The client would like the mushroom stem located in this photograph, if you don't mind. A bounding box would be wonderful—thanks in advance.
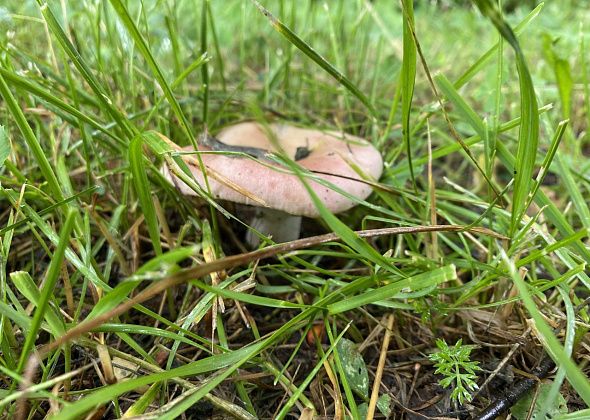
[245,208,302,248]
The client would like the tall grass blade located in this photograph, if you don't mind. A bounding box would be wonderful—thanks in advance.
[581,27,590,136]
[250,0,376,117]
[10,271,65,337]
[0,68,122,145]
[495,142,590,264]
[108,0,197,147]
[455,3,543,88]
[555,152,590,229]
[472,0,539,237]
[35,1,135,139]
[16,209,77,372]
[200,0,209,126]
[129,135,162,255]
[0,72,64,201]
[401,0,417,186]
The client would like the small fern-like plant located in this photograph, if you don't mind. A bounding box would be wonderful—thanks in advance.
[429,339,482,405]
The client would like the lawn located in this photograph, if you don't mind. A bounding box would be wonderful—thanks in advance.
[0,0,589,418]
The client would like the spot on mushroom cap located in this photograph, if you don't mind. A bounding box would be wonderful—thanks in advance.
[163,122,383,218]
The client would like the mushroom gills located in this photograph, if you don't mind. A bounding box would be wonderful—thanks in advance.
[245,207,302,248]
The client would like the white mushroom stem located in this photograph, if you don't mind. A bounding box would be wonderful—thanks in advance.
[245,208,302,248]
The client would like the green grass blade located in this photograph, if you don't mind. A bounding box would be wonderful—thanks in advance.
[525,125,568,217]
[122,383,162,418]
[454,3,543,88]
[516,228,589,268]
[16,209,76,373]
[129,134,162,255]
[0,67,122,144]
[200,0,209,126]
[10,271,65,337]
[554,152,590,229]
[0,185,102,237]
[194,280,306,309]
[135,245,200,275]
[35,1,135,139]
[0,126,9,167]
[308,189,401,275]
[86,281,141,320]
[206,1,227,92]
[1,188,107,289]
[0,71,64,201]
[543,35,573,120]
[501,249,590,406]
[389,104,552,177]
[275,325,348,419]
[328,265,456,314]
[250,0,376,117]
[92,324,204,349]
[401,0,417,186]
[435,74,486,140]
[556,408,590,420]
[472,0,539,236]
[0,300,30,332]
[581,28,590,136]
[108,0,200,149]
[495,142,590,265]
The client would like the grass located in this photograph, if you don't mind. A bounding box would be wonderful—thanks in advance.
[0,0,589,418]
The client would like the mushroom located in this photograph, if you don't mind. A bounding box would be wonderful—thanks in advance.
[162,122,383,247]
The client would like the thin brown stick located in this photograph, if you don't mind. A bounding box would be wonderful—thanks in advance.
[366,314,395,420]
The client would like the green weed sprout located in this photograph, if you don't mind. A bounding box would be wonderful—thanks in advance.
[429,339,482,405]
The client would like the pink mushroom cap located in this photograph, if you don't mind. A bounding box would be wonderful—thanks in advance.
[164,122,383,218]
